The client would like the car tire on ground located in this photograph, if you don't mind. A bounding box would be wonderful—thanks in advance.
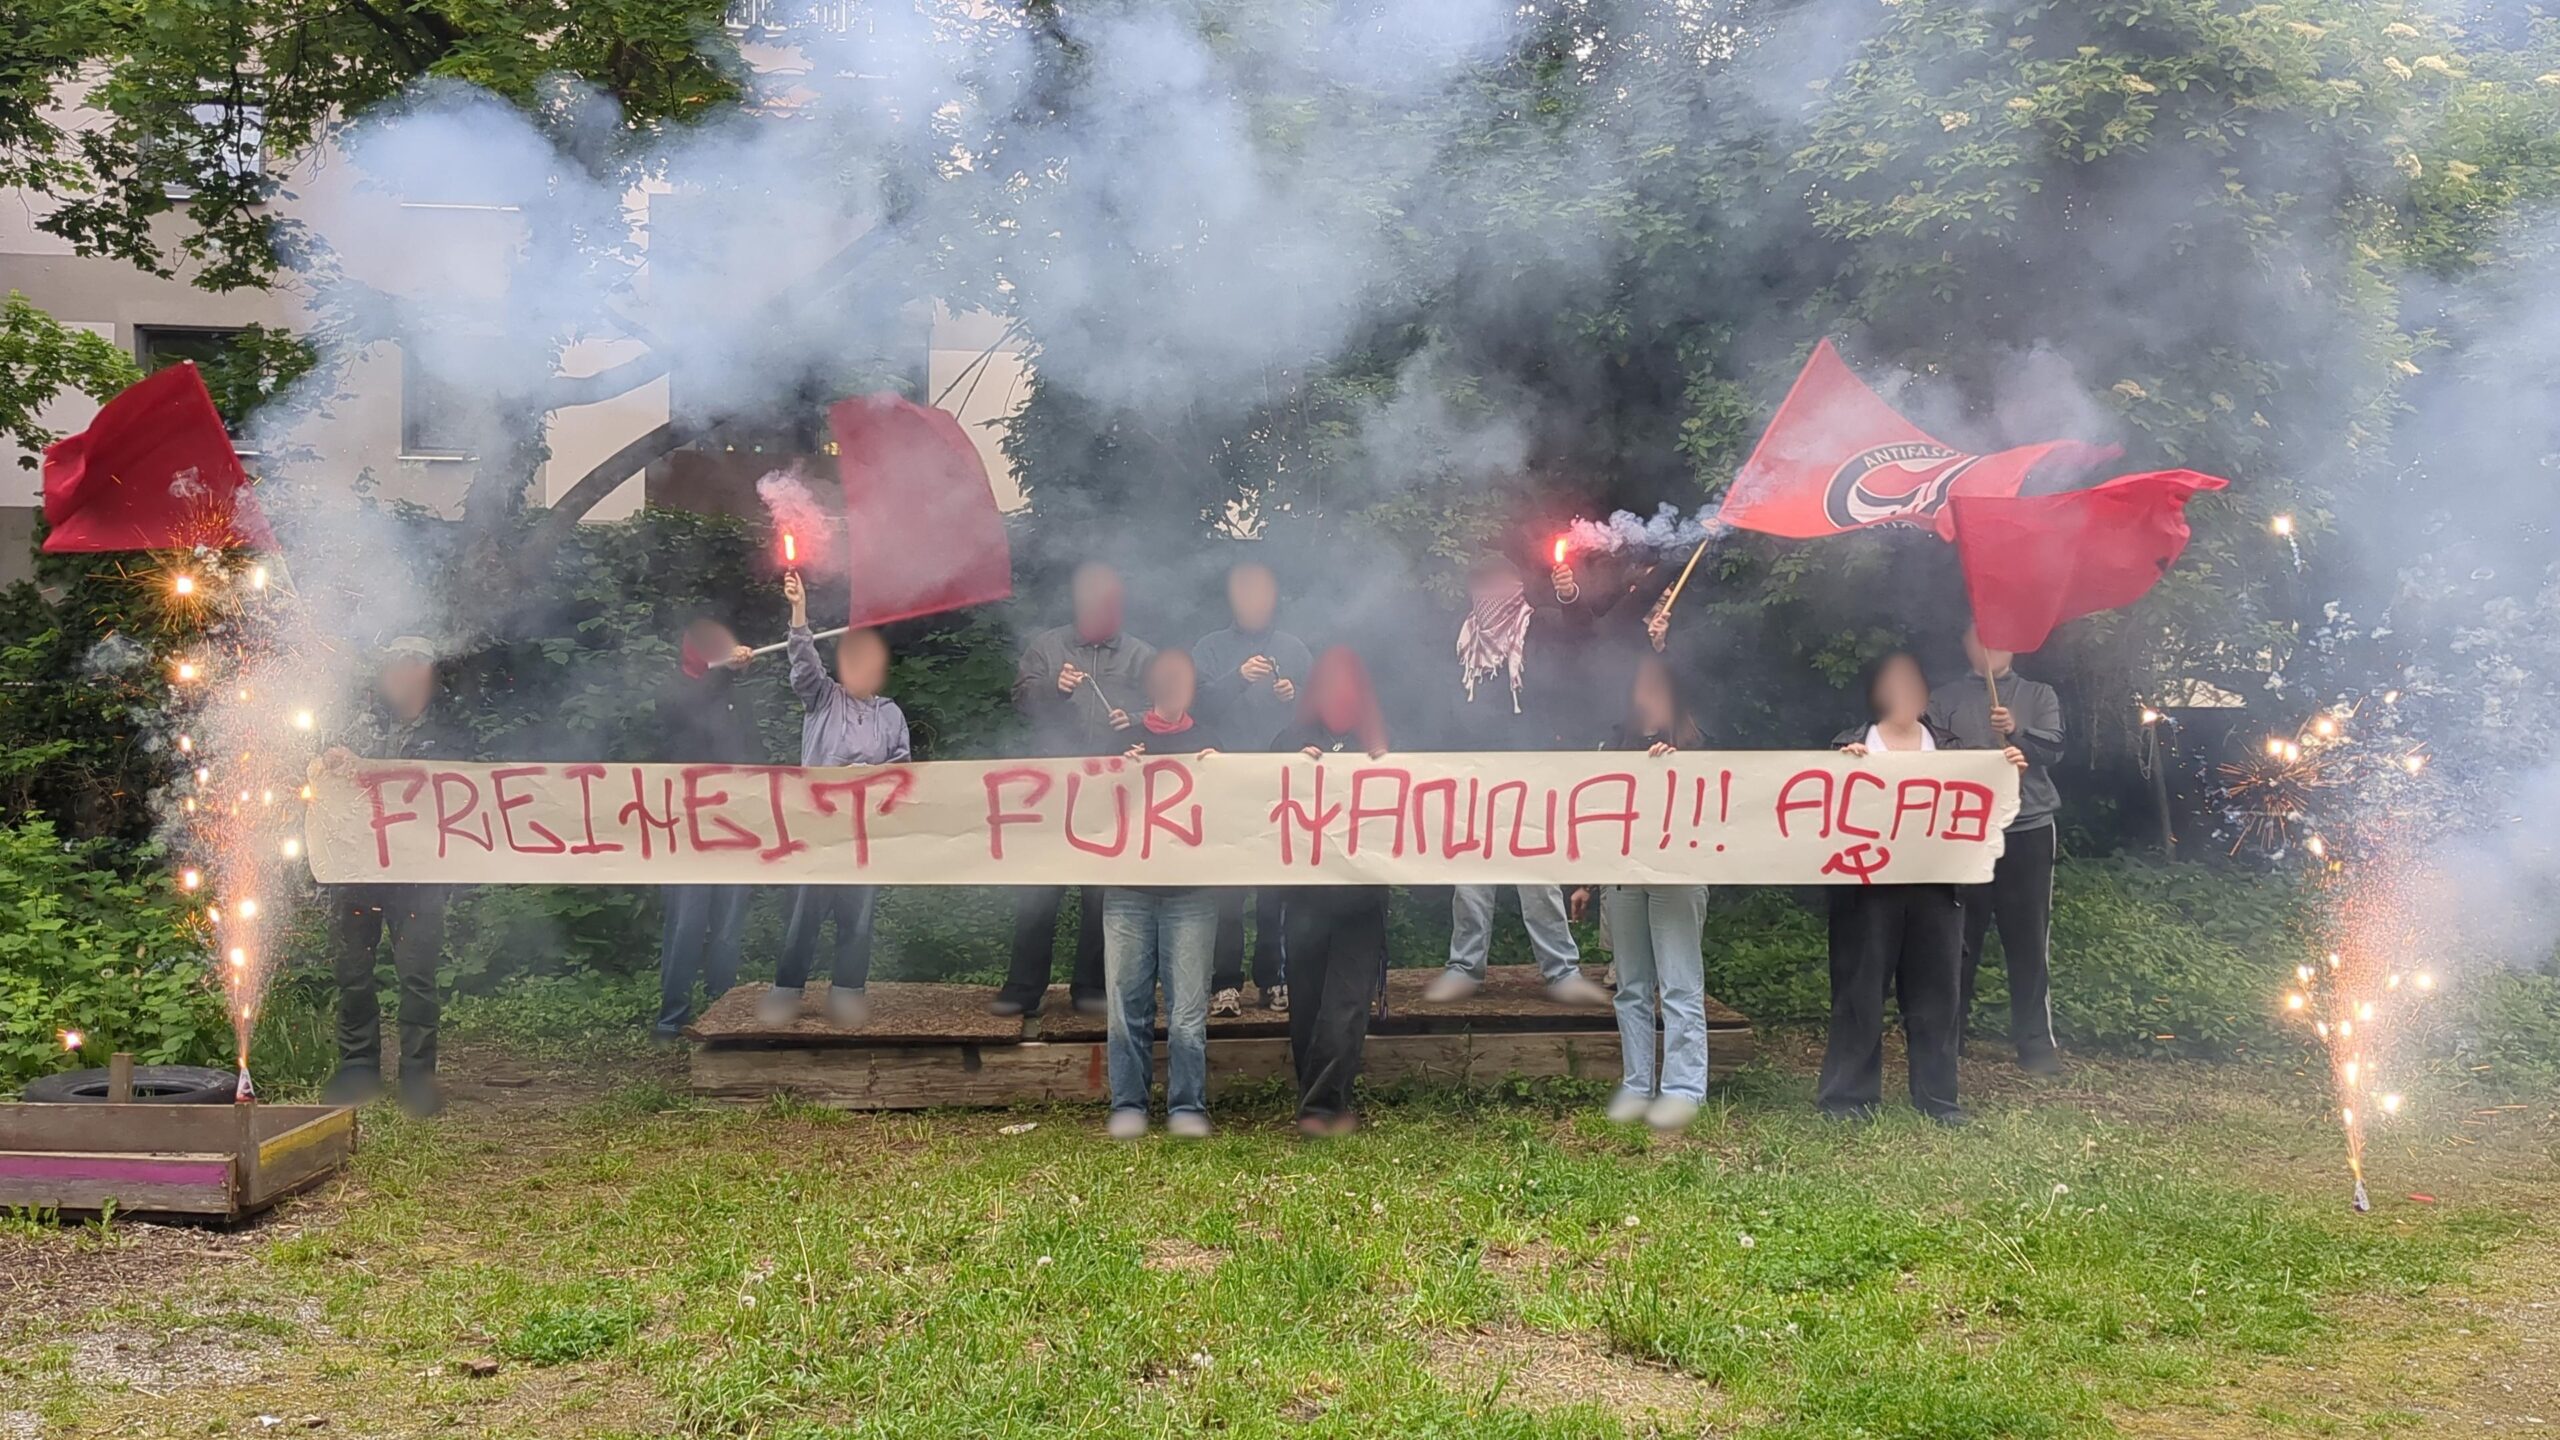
[21,1064,236,1105]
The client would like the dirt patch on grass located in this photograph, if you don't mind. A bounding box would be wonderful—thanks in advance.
[1142,1238,1224,1274]
[1425,1323,1725,1425]
[0,1217,324,1336]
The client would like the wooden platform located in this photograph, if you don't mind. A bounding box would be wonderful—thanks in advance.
[686,966,1755,1110]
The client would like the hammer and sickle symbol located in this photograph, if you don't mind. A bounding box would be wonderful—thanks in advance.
[1821,842,1891,884]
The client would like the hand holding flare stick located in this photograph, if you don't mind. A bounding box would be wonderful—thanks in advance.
[1643,537,1712,653]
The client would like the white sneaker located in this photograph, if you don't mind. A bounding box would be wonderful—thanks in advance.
[757,986,804,1026]
[1167,1111,1212,1140]
[1645,1095,1700,1132]
[1545,974,1612,1007]
[1422,969,1481,1003]
[1209,987,1243,1018]
[825,987,871,1028]
[1263,984,1288,1014]
[1605,1090,1651,1124]
[1106,1108,1149,1140]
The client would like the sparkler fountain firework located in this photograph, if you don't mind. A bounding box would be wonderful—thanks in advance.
[2207,684,2444,1212]
[155,546,331,1104]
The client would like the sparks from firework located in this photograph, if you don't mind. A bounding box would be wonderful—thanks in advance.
[147,549,325,1100]
[2271,512,2304,571]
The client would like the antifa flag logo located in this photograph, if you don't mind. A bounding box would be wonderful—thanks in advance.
[1823,443,1983,531]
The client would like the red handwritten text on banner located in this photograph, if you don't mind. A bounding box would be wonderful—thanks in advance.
[306,752,2021,888]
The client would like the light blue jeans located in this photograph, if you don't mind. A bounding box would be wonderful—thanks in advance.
[1602,884,1710,1102]
[1100,887,1219,1119]
[1447,884,1583,982]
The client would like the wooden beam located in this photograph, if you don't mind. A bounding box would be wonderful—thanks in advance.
[691,1025,1755,1111]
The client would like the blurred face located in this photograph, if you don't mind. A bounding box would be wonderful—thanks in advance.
[1227,564,1277,632]
[837,630,889,697]
[1072,564,1124,637]
[1148,652,1197,717]
[685,618,737,660]
[1468,561,1522,609]
[1962,624,2013,677]
[1870,654,1929,724]
[379,657,433,719]
[1632,659,1676,733]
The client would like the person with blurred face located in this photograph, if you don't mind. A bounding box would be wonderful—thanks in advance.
[1932,622,2068,1076]
[653,616,763,1041]
[312,636,470,1118]
[1819,650,2029,1126]
[998,562,1157,1018]
[760,573,911,1029]
[1191,558,1311,1016]
[1428,553,1611,1008]
[1099,649,1224,1139]
[1569,655,1712,1131]
[1272,648,1394,1136]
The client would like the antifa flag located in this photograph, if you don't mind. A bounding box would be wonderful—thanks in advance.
[1947,470,2229,653]
[1717,339,2117,541]
[41,363,272,553]
[829,393,1013,628]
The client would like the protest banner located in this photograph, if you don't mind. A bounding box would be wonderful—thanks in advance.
[305,750,2020,889]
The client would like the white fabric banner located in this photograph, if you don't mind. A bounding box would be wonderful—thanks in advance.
[305,751,2019,888]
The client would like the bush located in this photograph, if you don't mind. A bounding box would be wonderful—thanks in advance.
[0,819,224,1090]
[1692,858,2316,1062]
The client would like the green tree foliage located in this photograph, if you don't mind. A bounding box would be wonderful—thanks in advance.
[0,292,141,469]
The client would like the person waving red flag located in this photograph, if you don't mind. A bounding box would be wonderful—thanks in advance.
[1945,469,2230,653]
[41,363,272,553]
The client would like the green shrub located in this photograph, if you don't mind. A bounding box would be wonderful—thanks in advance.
[0,819,224,1089]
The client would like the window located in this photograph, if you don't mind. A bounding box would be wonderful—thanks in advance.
[158,102,265,199]
[401,358,478,459]
[135,326,256,447]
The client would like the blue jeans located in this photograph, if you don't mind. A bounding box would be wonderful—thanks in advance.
[1446,884,1582,982]
[775,886,879,991]
[1601,884,1710,1102]
[655,885,749,1035]
[1100,888,1218,1118]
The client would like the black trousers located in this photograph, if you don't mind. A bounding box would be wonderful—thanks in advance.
[1213,886,1286,993]
[1283,888,1388,1119]
[1000,886,1106,1012]
[1818,884,1963,1119]
[776,885,879,991]
[1961,824,2059,1062]
[329,884,448,1077]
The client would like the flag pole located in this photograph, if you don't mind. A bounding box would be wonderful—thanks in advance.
[720,625,848,666]
[1646,535,1713,638]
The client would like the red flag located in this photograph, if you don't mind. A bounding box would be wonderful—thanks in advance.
[1948,469,2229,652]
[829,393,1013,628]
[41,364,272,553]
[1716,339,2116,541]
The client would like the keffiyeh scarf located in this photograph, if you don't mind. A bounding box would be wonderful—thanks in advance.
[1457,580,1533,714]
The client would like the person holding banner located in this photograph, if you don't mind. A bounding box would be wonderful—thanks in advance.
[1275,648,1393,1137]
[1425,553,1611,1008]
[1571,654,1712,1132]
[1931,623,2067,1076]
[1101,649,1224,1139]
[996,563,1156,1019]
[1818,650,2028,1126]
[1192,559,1309,1017]
[652,617,763,1042]
[314,636,472,1118]
[760,575,911,1028]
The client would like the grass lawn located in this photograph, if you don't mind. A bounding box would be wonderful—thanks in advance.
[3,1036,2553,1439]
